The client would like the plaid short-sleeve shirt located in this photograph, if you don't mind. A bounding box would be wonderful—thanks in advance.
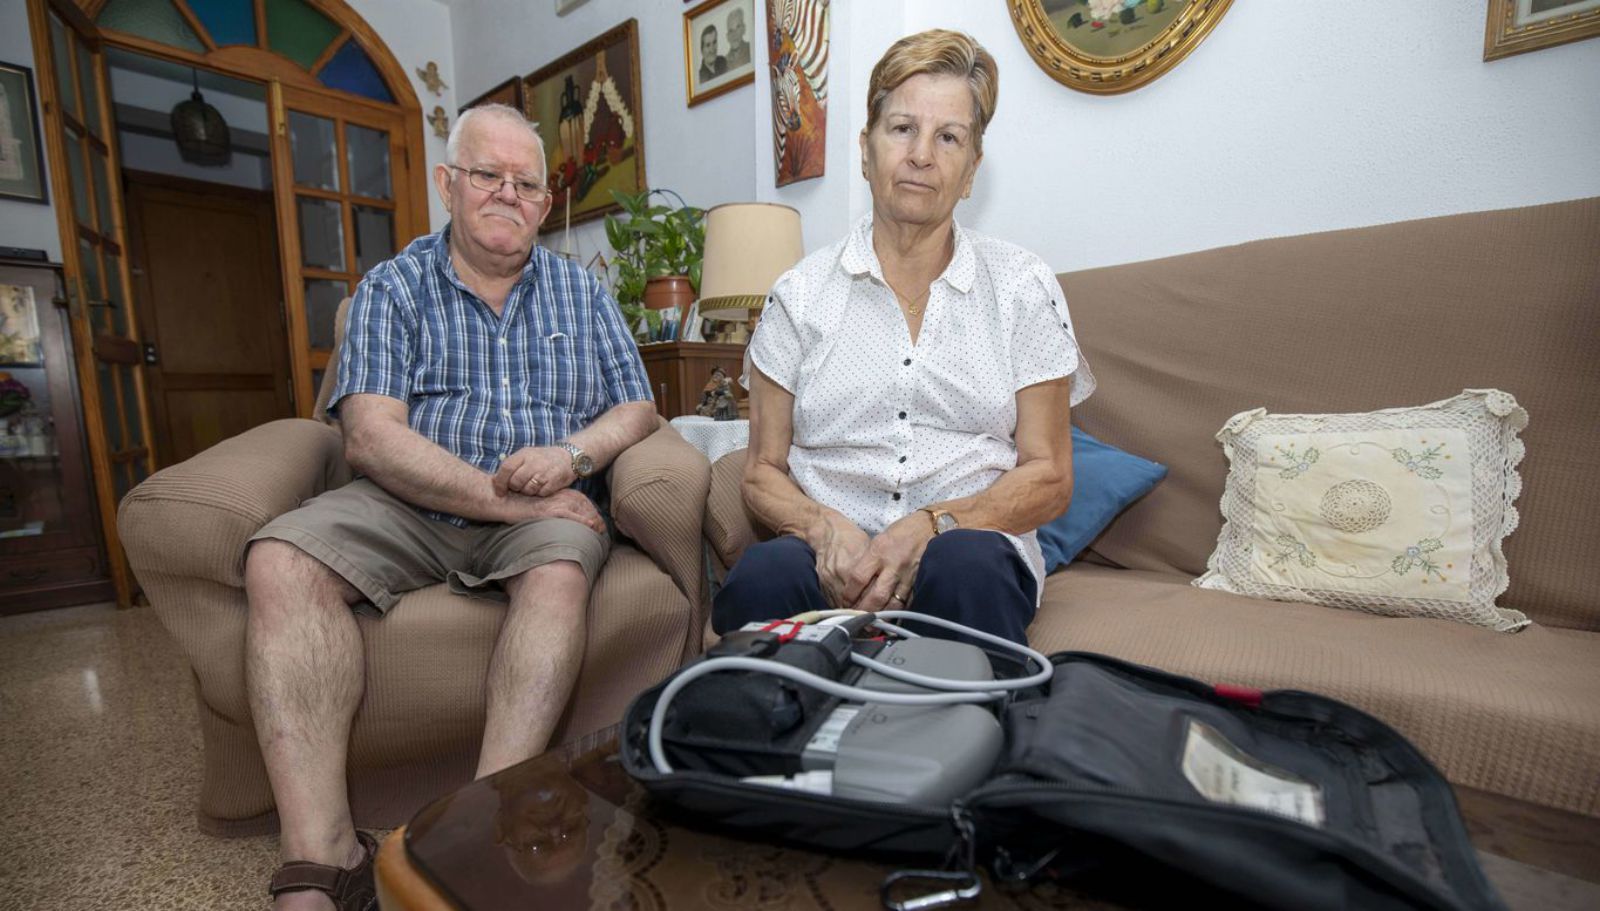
[329,226,653,525]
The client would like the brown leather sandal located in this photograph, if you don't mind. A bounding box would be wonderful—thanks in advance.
[267,830,379,910]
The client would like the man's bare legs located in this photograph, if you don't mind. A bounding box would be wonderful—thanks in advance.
[476,560,590,778]
[245,539,367,911]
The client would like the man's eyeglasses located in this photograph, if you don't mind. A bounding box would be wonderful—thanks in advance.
[449,165,551,203]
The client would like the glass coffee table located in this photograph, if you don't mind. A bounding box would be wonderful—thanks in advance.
[376,727,1600,911]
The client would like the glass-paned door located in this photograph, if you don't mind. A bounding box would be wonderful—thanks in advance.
[270,81,413,412]
[28,0,155,608]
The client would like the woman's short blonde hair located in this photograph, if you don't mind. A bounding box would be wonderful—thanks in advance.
[865,30,998,154]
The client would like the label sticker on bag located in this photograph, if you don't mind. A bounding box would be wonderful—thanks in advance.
[1181,720,1325,827]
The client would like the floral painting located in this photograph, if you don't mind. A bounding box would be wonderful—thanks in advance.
[1010,0,1232,94]
[1042,0,1190,58]
[524,20,646,227]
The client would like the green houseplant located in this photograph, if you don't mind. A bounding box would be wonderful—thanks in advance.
[603,188,705,339]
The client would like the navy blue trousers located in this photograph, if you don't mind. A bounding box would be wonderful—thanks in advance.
[711,530,1037,645]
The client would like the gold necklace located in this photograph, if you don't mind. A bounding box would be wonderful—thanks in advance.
[888,280,931,317]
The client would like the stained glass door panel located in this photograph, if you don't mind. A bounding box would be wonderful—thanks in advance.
[270,80,411,414]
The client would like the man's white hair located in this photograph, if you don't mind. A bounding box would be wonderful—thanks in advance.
[446,103,546,169]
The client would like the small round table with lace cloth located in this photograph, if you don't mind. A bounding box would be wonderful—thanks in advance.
[669,416,750,464]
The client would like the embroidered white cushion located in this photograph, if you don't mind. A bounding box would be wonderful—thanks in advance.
[1195,389,1529,631]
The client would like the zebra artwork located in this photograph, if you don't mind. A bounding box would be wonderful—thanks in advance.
[766,0,829,186]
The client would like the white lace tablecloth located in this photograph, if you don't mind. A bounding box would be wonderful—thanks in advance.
[669,416,750,464]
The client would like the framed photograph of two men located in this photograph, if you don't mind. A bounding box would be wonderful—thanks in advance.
[685,0,756,107]
[0,61,48,205]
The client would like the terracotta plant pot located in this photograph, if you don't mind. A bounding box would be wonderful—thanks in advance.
[643,275,696,330]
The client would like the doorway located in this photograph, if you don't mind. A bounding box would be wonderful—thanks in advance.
[125,172,292,465]
[28,0,427,607]
[108,48,294,466]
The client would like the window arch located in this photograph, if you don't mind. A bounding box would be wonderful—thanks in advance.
[75,0,429,419]
[86,0,411,107]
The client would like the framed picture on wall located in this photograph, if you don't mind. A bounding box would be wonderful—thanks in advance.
[1484,0,1600,60]
[458,75,525,116]
[524,19,646,228]
[0,61,49,205]
[684,0,756,107]
[767,0,829,186]
[1006,0,1233,95]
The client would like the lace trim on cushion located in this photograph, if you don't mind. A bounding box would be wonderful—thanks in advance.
[1198,389,1530,632]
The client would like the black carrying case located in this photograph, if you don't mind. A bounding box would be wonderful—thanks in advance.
[619,648,1506,911]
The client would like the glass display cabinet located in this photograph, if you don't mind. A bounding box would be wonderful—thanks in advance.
[0,258,112,613]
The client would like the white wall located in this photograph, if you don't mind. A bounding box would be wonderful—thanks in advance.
[451,1,1600,272]
[449,0,758,264]
[0,2,62,261]
[903,2,1600,270]
[347,0,456,232]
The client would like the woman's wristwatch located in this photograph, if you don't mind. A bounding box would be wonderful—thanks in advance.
[921,507,958,535]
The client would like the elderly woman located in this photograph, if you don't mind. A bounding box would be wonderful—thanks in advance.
[712,30,1095,644]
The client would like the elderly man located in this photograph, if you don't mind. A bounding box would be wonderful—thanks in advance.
[246,104,655,911]
[725,7,752,69]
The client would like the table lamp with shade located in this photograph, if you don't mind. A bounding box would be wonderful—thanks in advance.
[696,203,804,344]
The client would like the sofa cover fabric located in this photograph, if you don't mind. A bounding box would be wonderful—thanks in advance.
[1062,197,1600,632]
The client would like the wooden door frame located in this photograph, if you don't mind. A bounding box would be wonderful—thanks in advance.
[78,0,429,417]
[123,169,289,466]
[270,81,414,415]
[76,0,429,234]
[27,0,153,607]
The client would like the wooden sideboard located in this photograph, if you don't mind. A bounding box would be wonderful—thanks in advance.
[637,341,747,420]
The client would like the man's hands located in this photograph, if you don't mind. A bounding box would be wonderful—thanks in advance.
[494,446,577,498]
[492,448,603,535]
[497,488,606,535]
[840,512,937,614]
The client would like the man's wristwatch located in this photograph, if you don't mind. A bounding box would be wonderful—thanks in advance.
[921,507,958,535]
[558,441,595,478]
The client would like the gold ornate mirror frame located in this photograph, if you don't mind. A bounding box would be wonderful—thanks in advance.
[1008,0,1234,95]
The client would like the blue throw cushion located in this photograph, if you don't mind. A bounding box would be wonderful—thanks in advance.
[1037,427,1169,573]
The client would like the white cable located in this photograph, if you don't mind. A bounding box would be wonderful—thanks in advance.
[647,611,1055,774]
[849,611,1054,692]
[786,609,863,624]
[647,655,1004,774]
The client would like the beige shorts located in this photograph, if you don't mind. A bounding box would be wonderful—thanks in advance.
[248,478,609,614]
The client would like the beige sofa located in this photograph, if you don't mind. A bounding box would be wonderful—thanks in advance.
[704,199,1600,849]
[119,407,709,835]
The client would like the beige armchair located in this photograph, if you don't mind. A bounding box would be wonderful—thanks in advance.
[118,309,709,835]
